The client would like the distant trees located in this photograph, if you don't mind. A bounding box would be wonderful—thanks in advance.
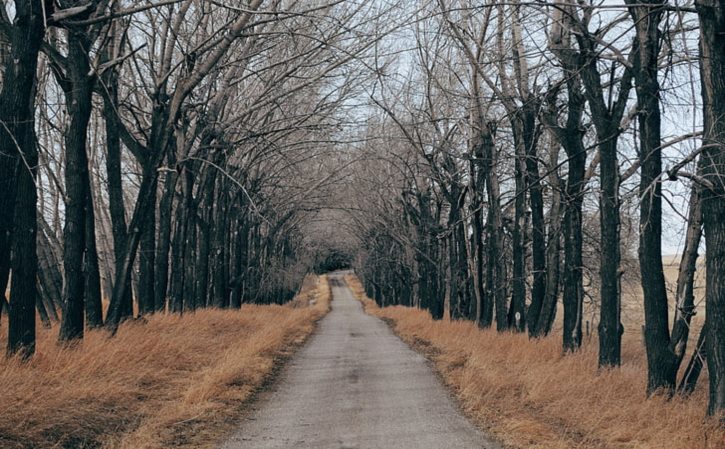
[0,0,388,354]
[348,0,723,416]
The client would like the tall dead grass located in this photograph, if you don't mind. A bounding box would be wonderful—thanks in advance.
[0,274,331,449]
[345,274,723,449]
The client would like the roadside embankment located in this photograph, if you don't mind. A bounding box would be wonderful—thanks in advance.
[0,275,331,449]
[345,274,723,449]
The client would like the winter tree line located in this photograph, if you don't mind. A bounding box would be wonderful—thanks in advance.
[345,0,725,416]
[0,1,395,354]
[1,0,724,419]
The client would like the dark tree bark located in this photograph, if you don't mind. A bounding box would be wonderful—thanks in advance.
[522,103,547,338]
[547,4,588,350]
[557,79,588,350]
[7,122,40,358]
[154,156,177,313]
[38,221,63,321]
[212,174,230,308]
[194,169,216,308]
[137,168,157,316]
[510,124,528,332]
[670,182,703,370]
[231,212,250,308]
[169,164,194,313]
[101,45,134,322]
[575,28,633,368]
[626,0,680,395]
[104,2,264,332]
[473,125,496,328]
[84,187,103,328]
[483,128,508,331]
[695,0,725,416]
[1,0,47,358]
[58,28,96,343]
[540,177,561,336]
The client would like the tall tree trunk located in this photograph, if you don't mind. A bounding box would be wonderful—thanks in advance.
[695,0,725,416]
[547,3,589,351]
[169,165,193,313]
[137,168,157,316]
[470,148,487,326]
[627,0,678,395]
[575,30,633,367]
[1,0,46,358]
[212,175,230,308]
[8,152,38,357]
[597,135,623,367]
[195,169,216,308]
[510,119,528,332]
[485,136,508,331]
[560,131,587,349]
[154,156,177,313]
[59,29,95,343]
[101,38,133,322]
[522,104,547,338]
[537,140,562,337]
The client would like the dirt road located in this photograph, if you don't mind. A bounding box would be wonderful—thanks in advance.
[220,273,500,449]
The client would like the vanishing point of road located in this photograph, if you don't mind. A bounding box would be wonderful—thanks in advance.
[220,272,501,449]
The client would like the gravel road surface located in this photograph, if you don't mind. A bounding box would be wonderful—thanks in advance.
[219,273,500,449]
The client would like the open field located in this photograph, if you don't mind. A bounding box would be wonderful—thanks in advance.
[563,256,706,349]
[0,275,331,449]
[345,274,723,449]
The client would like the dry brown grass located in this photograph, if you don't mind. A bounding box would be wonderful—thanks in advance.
[345,274,723,449]
[0,274,331,449]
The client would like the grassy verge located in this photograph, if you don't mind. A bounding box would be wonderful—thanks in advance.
[0,274,331,449]
[344,274,723,449]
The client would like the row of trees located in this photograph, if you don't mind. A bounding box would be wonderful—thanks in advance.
[0,1,390,355]
[348,0,724,416]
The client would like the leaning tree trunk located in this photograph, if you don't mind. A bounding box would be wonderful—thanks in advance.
[696,0,725,416]
[678,324,707,395]
[102,47,133,322]
[669,181,703,369]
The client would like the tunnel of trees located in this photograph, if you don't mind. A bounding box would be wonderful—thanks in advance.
[0,0,724,416]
